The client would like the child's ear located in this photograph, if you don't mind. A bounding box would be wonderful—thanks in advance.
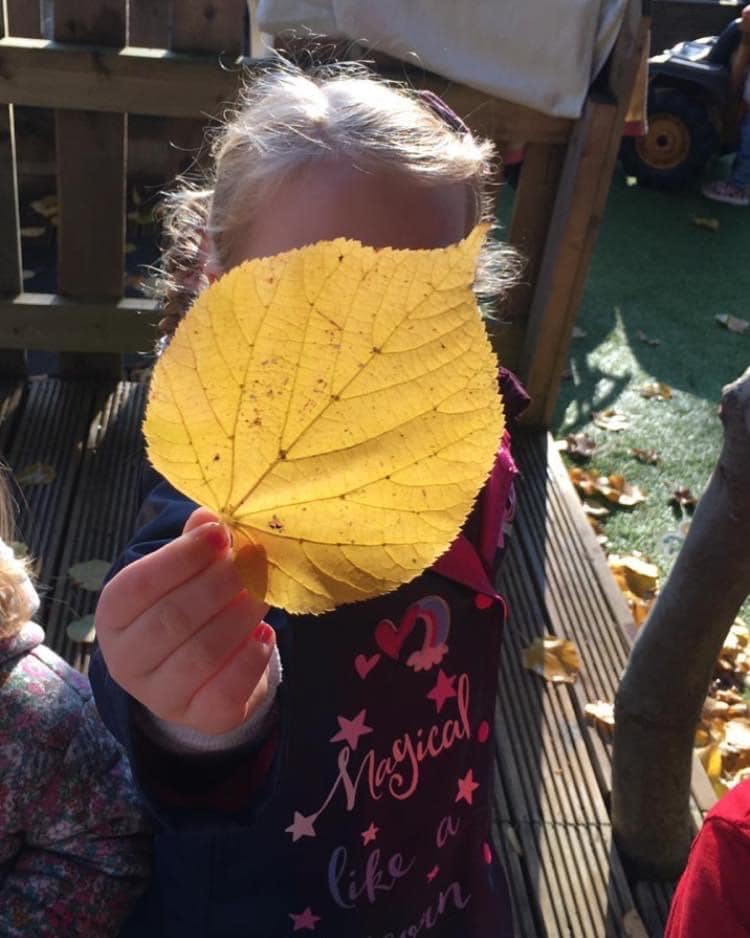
[203,243,222,285]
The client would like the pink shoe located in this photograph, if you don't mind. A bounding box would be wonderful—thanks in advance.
[702,180,750,206]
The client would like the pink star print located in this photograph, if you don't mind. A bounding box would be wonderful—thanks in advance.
[330,709,373,751]
[289,907,320,931]
[426,669,457,713]
[455,769,479,806]
[361,822,379,846]
[285,811,317,842]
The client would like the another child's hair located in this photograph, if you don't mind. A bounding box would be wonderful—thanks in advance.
[154,61,518,335]
[0,470,35,638]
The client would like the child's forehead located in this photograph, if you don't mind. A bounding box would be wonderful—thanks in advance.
[227,158,470,268]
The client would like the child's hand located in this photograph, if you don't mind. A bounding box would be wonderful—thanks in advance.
[95,508,274,735]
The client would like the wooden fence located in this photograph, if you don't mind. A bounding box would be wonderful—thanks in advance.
[0,0,648,425]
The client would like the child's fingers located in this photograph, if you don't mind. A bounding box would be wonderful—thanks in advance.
[183,623,276,735]
[97,519,231,631]
[109,556,249,681]
[142,600,275,734]
[182,506,221,535]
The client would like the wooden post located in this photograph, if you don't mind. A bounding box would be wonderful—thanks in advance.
[171,0,247,55]
[163,0,249,180]
[5,0,42,38]
[54,0,127,377]
[128,0,170,47]
[518,1,649,426]
[0,0,27,376]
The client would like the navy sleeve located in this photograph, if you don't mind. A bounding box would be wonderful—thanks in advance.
[89,479,285,829]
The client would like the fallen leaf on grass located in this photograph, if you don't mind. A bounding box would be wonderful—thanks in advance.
[144,227,502,614]
[691,215,720,232]
[66,614,96,644]
[17,463,56,486]
[631,447,659,465]
[593,409,630,432]
[639,381,672,400]
[68,560,111,592]
[608,554,659,597]
[587,516,609,547]
[601,474,646,507]
[608,554,658,627]
[556,433,597,460]
[670,487,698,512]
[716,314,749,335]
[568,468,646,507]
[582,499,610,518]
[636,330,661,347]
[571,326,587,339]
[521,635,581,684]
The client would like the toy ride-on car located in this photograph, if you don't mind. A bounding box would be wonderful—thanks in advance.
[620,18,744,188]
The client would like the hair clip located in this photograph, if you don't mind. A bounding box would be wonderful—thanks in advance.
[416,89,471,136]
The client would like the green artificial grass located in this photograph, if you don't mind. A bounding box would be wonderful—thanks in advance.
[551,165,750,615]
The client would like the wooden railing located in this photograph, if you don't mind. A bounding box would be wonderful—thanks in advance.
[0,0,648,424]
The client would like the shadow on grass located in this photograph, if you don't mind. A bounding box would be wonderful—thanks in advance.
[556,165,750,423]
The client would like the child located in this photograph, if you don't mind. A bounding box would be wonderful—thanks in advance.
[665,778,750,936]
[0,471,150,935]
[703,5,750,206]
[91,63,527,937]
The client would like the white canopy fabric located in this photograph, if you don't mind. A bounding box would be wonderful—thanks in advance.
[256,0,631,118]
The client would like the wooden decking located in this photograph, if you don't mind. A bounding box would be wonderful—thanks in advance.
[0,377,712,937]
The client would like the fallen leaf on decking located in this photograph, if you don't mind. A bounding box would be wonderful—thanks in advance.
[68,560,111,592]
[66,614,97,644]
[521,635,581,684]
[17,463,56,486]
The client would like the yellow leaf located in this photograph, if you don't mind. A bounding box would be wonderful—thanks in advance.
[144,227,503,614]
[521,635,581,684]
[697,742,723,782]
[608,554,659,597]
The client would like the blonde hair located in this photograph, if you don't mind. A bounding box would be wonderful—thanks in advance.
[0,470,35,638]
[153,61,518,335]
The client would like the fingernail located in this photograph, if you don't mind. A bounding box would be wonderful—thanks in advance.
[252,623,274,646]
[193,522,230,552]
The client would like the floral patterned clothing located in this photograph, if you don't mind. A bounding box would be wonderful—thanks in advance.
[0,613,151,936]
